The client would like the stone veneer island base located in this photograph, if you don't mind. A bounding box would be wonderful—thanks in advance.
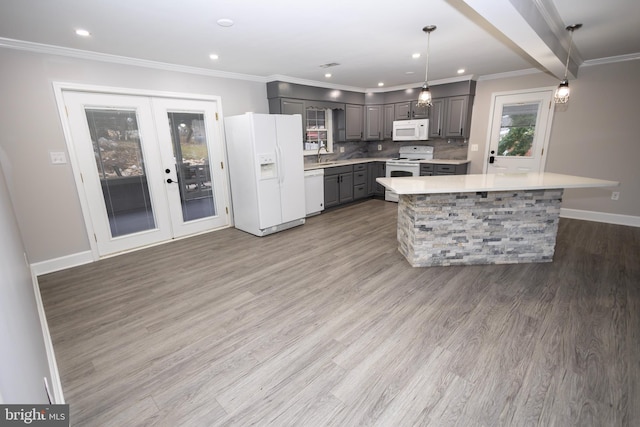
[398,189,563,267]
[377,173,619,268]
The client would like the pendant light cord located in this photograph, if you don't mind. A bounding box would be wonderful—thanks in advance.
[562,29,574,80]
[425,31,431,84]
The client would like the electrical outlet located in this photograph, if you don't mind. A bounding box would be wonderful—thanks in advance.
[339,146,345,153]
[49,151,67,164]
[378,144,382,151]
[470,144,479,152]
[611,191,620,201]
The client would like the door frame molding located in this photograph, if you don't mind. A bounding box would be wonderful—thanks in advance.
[482,86,557,174]
[52,82,231,260]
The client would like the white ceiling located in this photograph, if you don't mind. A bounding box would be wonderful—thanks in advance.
[1,0,639,91]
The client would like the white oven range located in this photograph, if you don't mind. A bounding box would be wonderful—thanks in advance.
[385,145,434,202]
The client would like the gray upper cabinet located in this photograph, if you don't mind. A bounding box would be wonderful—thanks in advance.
[394,101,429,120]
[428,98,446,138]
[383,104,395,139]
[281,98,305,116]
[426,95,473,139]
[444,95,472,138]
[267,80,476,142]
[394,101,412,120]
[345,104,364,141]
[364,105,383,141]
[269,98,306,138]
[411,101,429,119]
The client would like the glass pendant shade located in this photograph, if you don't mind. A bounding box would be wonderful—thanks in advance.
[554,79,570,104]
[417,84,432,107]
[417,25,436,108]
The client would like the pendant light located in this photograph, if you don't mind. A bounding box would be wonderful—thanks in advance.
[554,23,582,104]
[417,25,437,107]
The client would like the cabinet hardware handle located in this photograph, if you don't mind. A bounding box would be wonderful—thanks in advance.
[460,128,463,135]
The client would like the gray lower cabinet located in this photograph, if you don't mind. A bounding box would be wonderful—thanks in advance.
[420,164,434,176]
[368,162,386,196]
[420,163,468,176]
[353,164,367,200]
[324,165,353,208]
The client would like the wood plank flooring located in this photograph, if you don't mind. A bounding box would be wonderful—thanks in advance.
[38,199,640,426]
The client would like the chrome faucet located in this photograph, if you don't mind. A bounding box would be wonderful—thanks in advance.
[316,142,328,163]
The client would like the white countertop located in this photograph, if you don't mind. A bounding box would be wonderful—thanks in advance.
[304,157,470,170]
[376,172,619,194]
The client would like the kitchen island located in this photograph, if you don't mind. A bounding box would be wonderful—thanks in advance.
[376,173,619,267]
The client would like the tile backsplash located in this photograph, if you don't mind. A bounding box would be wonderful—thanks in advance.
[306,138,469,165]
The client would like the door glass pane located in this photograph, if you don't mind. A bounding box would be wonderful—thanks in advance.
[85,109,156,237]
[167,112,216,222]
[497,102,539,157]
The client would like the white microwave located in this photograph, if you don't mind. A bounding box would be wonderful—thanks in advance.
[392,119,429,141]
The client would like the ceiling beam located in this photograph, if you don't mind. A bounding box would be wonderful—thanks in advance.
[449,0,580,79]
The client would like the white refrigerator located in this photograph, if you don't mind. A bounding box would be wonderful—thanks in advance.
[224,113,306,237]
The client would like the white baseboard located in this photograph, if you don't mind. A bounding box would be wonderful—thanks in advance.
[30,250,94,277]
[560,208,640,227]
[31,270,65,404]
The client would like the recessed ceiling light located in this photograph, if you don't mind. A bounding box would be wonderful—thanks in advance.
[325,73,332,78]
[217,18,234,27]
[209,54,219,60]
[412,53,421,59]
[378,82,384,87]
[457,68,465,74]
[406,71,415,75]
[75,29,91,37]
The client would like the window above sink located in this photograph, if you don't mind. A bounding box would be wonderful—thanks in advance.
[304,107,333,156]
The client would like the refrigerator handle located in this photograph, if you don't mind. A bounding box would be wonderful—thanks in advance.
[276,144,284,185]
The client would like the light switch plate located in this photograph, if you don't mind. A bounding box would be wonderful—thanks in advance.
[470,144,479,152]
[50,151,67,164]
[340,146,345,153]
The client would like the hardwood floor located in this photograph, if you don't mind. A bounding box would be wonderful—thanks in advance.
[38,199,640,426]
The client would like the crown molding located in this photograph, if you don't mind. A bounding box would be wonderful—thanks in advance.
[264,74,367,93]
[0,37,266,83]
[477,67,543,81]
[582,52,640,67]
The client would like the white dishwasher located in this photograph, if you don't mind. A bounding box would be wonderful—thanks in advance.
[304,169,324,217]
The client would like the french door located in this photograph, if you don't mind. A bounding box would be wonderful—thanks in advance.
[63,91,229,257]
[485,89,555,174]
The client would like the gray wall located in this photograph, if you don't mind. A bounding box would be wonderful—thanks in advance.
[467,60,640,217]
[0,159,51,403]
[0,48,269,264]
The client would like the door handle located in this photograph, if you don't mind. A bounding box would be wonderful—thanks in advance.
[489,150,495,164]
[166,178,178,184]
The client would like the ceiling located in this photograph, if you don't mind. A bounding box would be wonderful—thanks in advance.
[1,0,639,92]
